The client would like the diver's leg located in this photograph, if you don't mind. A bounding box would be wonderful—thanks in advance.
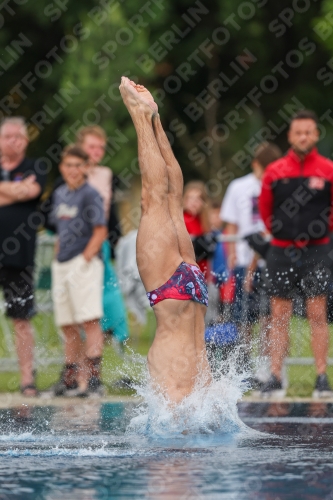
[152,114,211,384]
[153,114,197,266]
[119,77,182,292]
[120,78,209,404]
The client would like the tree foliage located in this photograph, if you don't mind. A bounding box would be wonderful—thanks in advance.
[3,1,333,194]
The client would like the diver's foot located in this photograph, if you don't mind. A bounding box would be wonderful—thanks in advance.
[119,76,158,117]
[132,82,158,113]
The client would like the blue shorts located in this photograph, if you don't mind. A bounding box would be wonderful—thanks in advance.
[232,266,269,324]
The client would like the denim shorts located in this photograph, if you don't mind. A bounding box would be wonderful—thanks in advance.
[232,266,269,324]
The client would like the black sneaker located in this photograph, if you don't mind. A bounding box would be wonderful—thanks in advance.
[260,374,286,398]
[242,376,263,391]
[76,378,105,398]
[313,374,333,398]
[52,364,79,397]
[88,376,105,397]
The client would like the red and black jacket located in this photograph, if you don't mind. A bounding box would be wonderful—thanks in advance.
[259,148,333,247]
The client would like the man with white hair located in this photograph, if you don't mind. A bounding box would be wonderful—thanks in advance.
[0,117,47,396]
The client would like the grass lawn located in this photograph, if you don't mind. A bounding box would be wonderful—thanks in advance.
[284,317,333,397]
[0,310,156,396]
[0,310,332,397]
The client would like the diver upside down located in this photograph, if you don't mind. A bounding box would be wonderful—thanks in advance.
[119,76,212,404]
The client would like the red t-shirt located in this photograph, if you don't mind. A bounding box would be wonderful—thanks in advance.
[183,211,203,236]
[183,211,208,276]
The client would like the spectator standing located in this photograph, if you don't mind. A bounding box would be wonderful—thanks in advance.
[43,126,123,395]
[50,146,107,397]
[42,126,121,251]
[0,117,47,396]
[220,143,282,382]
[76,125,111,216]
[183,181,210,275]
[76,125,122,254]
[208,202,223,233]
[259,110,333,397]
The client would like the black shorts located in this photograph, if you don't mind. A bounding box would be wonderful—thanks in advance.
[0,267,36,319]
[264,244,332,299]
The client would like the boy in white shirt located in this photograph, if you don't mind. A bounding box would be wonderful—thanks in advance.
[220,142,282,383]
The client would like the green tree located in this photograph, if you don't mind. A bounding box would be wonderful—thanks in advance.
[3,0,333,194]
[60,0,333,196]
[0,0,97,164]
[58,1,156,177]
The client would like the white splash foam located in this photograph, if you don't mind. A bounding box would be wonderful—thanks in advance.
[2,447,135,458]
[127,348,251,439]
[0,432,35,442]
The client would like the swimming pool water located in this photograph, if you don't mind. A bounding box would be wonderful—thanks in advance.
[0,401,332,499]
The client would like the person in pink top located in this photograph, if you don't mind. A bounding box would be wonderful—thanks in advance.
[76,126,112,218]
[74,126,115,396]
[77,126,122,258]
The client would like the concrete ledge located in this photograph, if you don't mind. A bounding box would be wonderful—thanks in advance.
[0,393,332,409]
[242,395,333,403]
[0,393,141,409]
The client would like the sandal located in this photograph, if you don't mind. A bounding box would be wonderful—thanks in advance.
[20,368,39,397]
[20,384,39,397]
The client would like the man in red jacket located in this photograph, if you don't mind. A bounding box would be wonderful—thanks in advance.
[259,110,333,398]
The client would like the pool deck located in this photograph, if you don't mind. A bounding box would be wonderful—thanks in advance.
[0,393,139,408]
[0,393,332,408]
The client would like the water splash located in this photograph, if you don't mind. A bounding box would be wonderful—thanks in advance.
[1,447,134,458]
[0,432,35,442]
[126,345,253,440]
